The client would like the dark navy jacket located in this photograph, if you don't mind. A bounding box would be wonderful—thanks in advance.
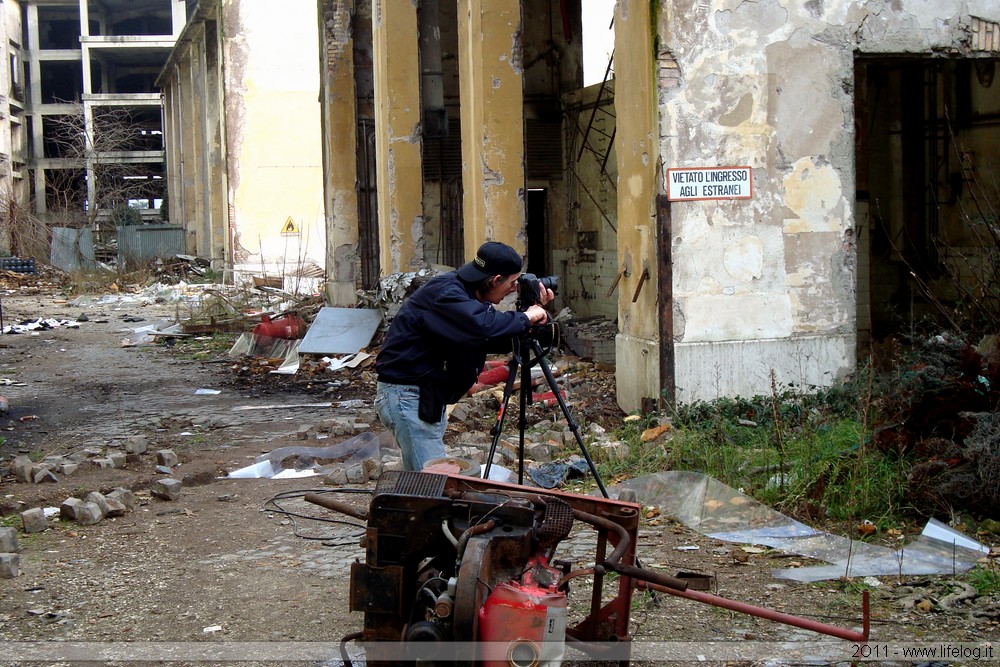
[376,272,530,421]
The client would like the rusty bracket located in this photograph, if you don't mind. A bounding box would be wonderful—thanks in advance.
[631,268,650,303]
[606,267,629,297]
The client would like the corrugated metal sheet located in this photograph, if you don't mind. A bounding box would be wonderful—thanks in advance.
[117,224,185,267]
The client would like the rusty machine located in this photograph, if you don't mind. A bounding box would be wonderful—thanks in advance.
[305,300,869,665]
[304,469,870,666]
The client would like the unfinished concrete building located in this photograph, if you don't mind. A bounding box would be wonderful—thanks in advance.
[20,0,184,256]
[161,1,1000,412]
[0,0,27,255]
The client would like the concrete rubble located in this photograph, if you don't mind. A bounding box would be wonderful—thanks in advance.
[0,526,20,578]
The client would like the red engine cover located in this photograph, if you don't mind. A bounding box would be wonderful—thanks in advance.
[478,558,567,666]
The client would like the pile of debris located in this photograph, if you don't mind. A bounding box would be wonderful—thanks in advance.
[873,332,1000,516]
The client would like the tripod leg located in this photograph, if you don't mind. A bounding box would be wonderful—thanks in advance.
[483,354,521,480]
[528,338,609,498]
[516,339,531,485]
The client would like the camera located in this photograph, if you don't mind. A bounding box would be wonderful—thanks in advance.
[517,273,559,308]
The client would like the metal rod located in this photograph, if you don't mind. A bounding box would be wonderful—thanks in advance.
[635,580,870,642]
[631,268,650,303]
[303,492,368,520]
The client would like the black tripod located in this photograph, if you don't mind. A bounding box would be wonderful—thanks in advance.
[482,327,609,498]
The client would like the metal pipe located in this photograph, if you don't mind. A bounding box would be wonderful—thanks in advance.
[303,492,368,520]
[571,508,629,566]
[635,580,870,642]
[455,519,496,567]
[601,562,688,592]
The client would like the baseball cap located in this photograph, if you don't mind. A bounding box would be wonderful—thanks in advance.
[456,241,523,282]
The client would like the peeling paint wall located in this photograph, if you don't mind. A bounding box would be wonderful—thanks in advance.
[318,0,360,306]
[615,0,1000,408]
[219,0,325,273]
[457,0,526,257]
[372,0,424,274]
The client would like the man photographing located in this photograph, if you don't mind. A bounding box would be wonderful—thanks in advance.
[374,241,555,471]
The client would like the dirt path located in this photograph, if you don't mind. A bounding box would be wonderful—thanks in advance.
[0,288,997,666]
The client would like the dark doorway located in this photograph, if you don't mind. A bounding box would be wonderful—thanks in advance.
[854,57,1000,351]
[526,188,548,275]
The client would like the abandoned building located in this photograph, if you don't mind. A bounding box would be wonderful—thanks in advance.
[1,1,997,413]
[1,0,186,266]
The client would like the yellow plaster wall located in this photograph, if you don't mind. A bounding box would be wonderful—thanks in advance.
[613,0,659,409]
[457,0,526,257]
[222,0,325,268]
[372,0,424,273]
[319,0,360,305]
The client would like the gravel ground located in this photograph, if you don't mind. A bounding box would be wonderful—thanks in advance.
[0,285,997,666]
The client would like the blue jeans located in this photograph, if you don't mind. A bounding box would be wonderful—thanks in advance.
[374,381,446,471]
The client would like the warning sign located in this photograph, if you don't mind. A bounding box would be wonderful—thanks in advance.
[666,166,753,201]
[280,217,299,235]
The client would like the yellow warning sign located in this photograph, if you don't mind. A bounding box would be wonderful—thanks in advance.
[280,217,299,235]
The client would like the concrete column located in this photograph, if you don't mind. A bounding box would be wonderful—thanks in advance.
[179,51,199,255]
[192,33,218,265]
[26,4,45,215]
[78,0,89,36]
[204,21,229,269]
[372,0,424,273]
[319,0,360,305]
[457,0,525,258]
[172,0,187,36]
[613,0,659,412]
[190,40,208,260]
[84,103,96,209]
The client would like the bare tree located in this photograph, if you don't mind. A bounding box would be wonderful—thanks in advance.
[40,102,163,253]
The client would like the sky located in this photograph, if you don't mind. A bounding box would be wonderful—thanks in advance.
[582,0,616,86]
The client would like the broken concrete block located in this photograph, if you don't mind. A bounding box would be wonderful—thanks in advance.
[84,492,110,518]
[345,464,366,484]
[0,553,20,578]
[381,457,403,473]
[19,508,49,534]
[151,478,182,501]
[459,447,485,464]
[361,458,382,481]
[104,497,127,518]
[89,458,115,469]
[32,468,59,484]
[108,452,127,469]
[323,469,349,486]
[125,436,148,454]
[125,453,143,466]
[106,488,135,510]
[156,449,178,468]
[0,527,19,552]
[296,425,312,440]
[60,497,84,520]
[82,447,104,457]
[12,455,34,483]
[67,451,88,463]
[75,502,103,525]
[594,441,628,461]
[56,462,79,476]
[527,443,553,463]
[448,403,470,423]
